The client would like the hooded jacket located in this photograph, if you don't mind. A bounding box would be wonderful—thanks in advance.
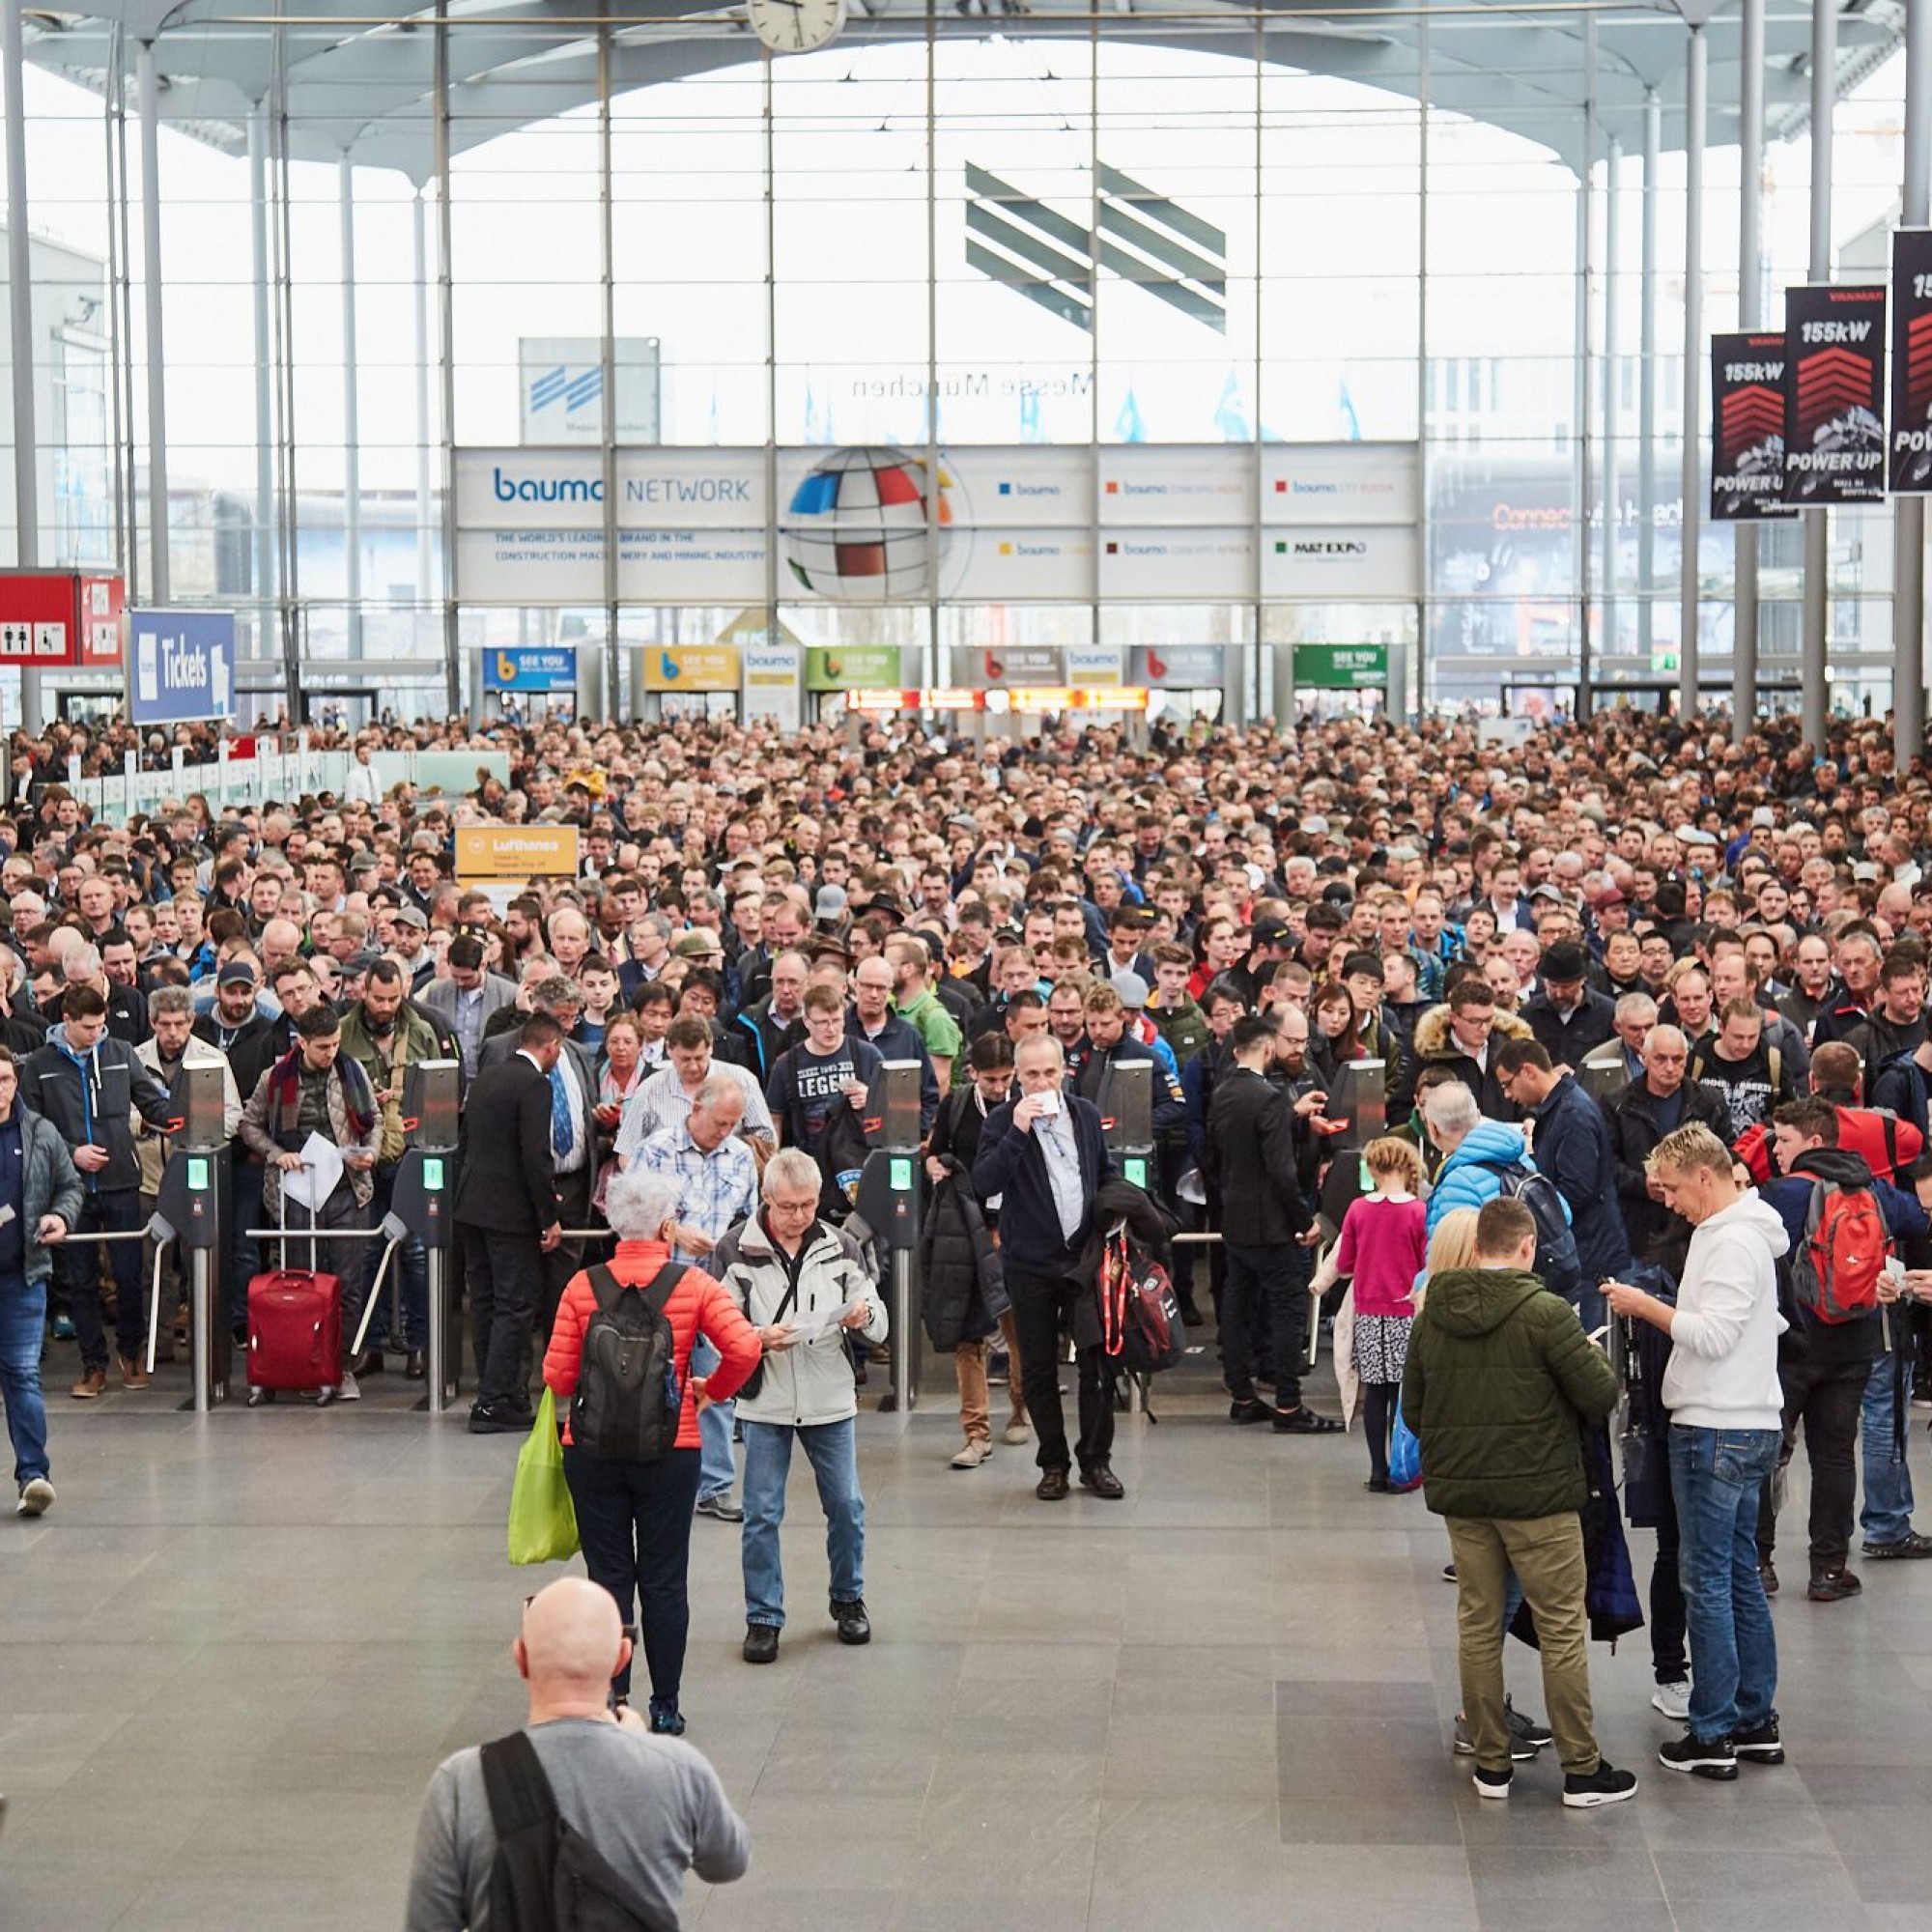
[1426,1119,1542,1239]
[1400,1264,1619,1520]
[1660,1188,1791,1432]
[1397,1003,1533,1121]
[21,1024,175,1195]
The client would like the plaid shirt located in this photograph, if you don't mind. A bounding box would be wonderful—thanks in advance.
[639,1122,759,1265]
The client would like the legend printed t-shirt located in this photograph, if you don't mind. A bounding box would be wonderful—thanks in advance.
[766,1038,884,1159]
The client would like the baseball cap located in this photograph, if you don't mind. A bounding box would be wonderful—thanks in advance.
[1110,971,1151,1010]
[1751,806,1776,829]
[392,904,428,930]
[1595,888,1627,909]
[344,950,382,976]
[672,929,723,958]
[1250,917,1293,949]
[216,959,257,987]
[813,884,849,923]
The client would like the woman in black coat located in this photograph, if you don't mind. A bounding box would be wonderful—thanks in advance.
[923,1034,1028,1468]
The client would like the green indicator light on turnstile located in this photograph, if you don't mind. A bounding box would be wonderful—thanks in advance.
[423,1157,444,1190]
[890,1157,912,1191]
[186,1157,209,1191]
[1124,1157,1147,1188]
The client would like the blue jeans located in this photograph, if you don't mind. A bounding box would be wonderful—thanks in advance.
[690,1335,736,1503]
[1669,1422,1781,1741]
[1861,1347,1915,1547]
[741,1415,865,1629]
[0,1272,48,1486]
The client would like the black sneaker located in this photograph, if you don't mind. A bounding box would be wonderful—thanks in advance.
[1658,1732,1738,1780]
[1758,1559,1778,1597]
[1806,1567,1861,1603]
[742,1623,780,1665]
[696,1494,745,1524]
[1733,1715,1785,1765]
[1862,1532,1932,1559]
[831,1598,871,1645]
[1562,1760,1638,1808]
[1505,1696,1553,1749]
[1472,1766,1512,1801]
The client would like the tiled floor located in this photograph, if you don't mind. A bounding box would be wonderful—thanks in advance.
[2,1340,1929,1929]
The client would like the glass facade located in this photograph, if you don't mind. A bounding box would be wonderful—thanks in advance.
[0,7,1916,724]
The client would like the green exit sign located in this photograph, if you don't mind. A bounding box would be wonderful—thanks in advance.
[423,1157,445,1191]
[186,1156,210,1191]
[890,1157,913,1191]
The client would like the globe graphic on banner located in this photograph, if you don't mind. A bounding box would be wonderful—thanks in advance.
[780,446,962,602]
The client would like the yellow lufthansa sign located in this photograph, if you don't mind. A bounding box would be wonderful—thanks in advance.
[640,645,741,692]
[456,825,581,880]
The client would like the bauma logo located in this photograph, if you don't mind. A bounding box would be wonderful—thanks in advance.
[494,467,602,504]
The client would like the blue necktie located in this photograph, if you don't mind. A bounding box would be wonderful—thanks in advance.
[548,1064,573,1161]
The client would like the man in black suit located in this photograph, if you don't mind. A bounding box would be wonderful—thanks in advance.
[455,1011,564,1434]
[974,1035,1122,1502]
[1208,1013,1342,1435]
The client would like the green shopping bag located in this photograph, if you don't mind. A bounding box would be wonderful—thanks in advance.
[507,1389,580,1566]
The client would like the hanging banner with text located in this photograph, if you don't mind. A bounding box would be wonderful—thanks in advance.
[1782,283,1889,507]
[1891,229,1932,495]
[129,610,235,724]
[1710,333,1797,523]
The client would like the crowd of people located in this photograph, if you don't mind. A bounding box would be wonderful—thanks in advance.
[1,694,1930,1837]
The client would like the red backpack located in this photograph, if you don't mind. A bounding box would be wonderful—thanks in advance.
[1793,1178,1891,1323]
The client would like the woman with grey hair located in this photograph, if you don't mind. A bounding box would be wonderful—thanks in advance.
[542,1164,762,1736]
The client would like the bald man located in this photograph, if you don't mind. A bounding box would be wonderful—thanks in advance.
[405,1578,750,1930]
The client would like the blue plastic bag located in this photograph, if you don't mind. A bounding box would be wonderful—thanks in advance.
[1388,1406,1423,1492]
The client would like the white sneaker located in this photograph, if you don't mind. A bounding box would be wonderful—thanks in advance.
[333,1371,361,1403]
[1001,1419,1033,1447]
[1651,1678,1691,1722]
[15,1477,52,1518]
[951,1439,992,1469]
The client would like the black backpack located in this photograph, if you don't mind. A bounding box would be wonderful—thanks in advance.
[480,1730,668,1932]
[1474,1158,1583,1305]
[569,1263,686,1463]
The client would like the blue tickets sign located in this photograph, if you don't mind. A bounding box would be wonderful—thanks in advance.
[128,610,235,724]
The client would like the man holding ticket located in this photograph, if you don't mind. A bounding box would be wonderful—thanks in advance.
[711,1147,887,1666]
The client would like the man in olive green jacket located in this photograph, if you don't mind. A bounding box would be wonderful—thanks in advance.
[1402,1195,1634,1808]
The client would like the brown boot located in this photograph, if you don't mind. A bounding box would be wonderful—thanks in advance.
[71,1367,107,1400]
[119,1355,151,1391]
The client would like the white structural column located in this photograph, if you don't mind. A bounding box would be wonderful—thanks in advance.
[138,41,168,605]
[1679,26,1706,718]
[249,109,275,632]
[1801,0,1836,746]
[1733,0,1764,740]
[1602,137,1621,691]
[5,0,40,728]
[1895,0,1930,764]
[1637,91,1660,666]
[339,155,362,661]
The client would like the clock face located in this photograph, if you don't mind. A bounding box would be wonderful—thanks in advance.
[747,0,847,52]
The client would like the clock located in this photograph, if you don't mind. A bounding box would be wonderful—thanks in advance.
[747,0,847,52]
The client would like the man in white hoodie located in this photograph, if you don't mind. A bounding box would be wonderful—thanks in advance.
[1605,1122,1789,1785]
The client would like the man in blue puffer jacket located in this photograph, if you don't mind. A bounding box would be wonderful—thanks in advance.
[1423,1084,1539,1240]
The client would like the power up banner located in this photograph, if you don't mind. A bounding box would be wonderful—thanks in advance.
[1891,229,1932,495]
[1782,284,1889,507]
[1710,333,1796,523]
[454,443,1420,608]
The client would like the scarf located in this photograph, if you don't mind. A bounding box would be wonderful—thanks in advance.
[263,1046,377,1149]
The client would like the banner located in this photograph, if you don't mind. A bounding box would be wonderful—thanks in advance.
[1783,284,1889,506]
[1711,333,1796,523]
[740,639,802,732]
[129,610,235,724]
[1263,528,1421,600]
[974,645,1063,685]
[484,646,578,693]
[805,644,901,692]
[1891,229,1932,494]
[1128,643,1225,687]
[1067,643,1122,687]
[456,825,581,881]
[641,645,740,692]
[1292,642,1388,690]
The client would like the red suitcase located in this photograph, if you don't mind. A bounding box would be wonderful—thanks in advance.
[246,1185,344,1404]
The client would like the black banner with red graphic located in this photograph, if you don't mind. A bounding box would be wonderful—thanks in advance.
[1711,332,1795,522]
[1783,283,1889,506]
[1891,229,1932,495]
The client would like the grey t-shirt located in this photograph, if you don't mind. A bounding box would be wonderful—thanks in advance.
[404,1717,751,1931]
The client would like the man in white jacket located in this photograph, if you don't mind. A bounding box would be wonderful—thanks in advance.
[712,1147,885,1667]
[1606,1122,1789,1785]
